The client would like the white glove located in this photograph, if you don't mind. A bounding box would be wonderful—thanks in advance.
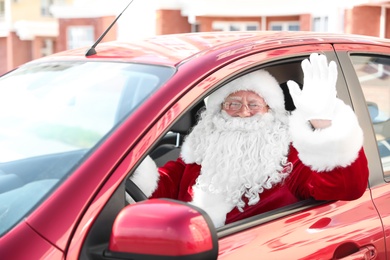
[287,53,338,120]
[190,187,235,228]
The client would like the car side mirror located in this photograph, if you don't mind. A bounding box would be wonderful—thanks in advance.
[105,198,219,259]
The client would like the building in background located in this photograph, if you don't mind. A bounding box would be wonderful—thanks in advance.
[0,0,62,75]
[0,0,389,75]
[0,0,118,74]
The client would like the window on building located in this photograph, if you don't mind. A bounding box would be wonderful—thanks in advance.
[313,16,328,32]
[288,24,300,31]
[0,0,5,19]
[41,0,54,16]
[191,23,200,33]
[229,24,241,31]
[41,39,54,57]
[212,22,260,32]
[41,0,64,16]
[67,26,95,50]
[351,55,390,177]
[269,22,300,31]
[271,25,283,31]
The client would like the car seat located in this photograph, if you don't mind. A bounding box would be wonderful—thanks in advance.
[150,101,205,166]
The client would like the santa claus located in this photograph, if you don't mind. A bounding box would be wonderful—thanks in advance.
[131,53,369,228]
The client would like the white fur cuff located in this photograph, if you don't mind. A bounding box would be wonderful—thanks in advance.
[130,155,160,197]
[289,99,363,172]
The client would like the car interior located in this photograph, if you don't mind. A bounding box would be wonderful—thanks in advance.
[149,100,206,167]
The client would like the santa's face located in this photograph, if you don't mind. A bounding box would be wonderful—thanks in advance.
[222,90,269,117]
[181,92,291,211]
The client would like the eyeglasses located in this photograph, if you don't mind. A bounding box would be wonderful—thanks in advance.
[222,101,268,112]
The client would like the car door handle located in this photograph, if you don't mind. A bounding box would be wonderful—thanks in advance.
[338,245,377,260]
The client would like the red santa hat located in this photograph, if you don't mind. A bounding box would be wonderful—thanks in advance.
[206,70,287,115]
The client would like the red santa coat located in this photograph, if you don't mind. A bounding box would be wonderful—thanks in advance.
[150,145,368,225]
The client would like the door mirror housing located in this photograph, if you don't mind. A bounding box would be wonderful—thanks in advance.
[105,198,219,259]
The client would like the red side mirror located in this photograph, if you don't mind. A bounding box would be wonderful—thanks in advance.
[105,198,218,259]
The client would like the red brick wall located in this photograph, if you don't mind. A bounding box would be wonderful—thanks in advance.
[299,14,311,31]
[0,37,7,75]
[155,12,305,34]
[0,33,31,75]
[345,6,381,37]
[156,10,191,35]
[7,32,32,72]
[100,16,117,42]
[386,8,390,38]
[57,16,117,52]
[32,37,43,60]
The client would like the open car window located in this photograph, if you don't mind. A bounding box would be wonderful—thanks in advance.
[125,59,306,216]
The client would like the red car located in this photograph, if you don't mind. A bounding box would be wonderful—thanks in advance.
[0,31,390,259]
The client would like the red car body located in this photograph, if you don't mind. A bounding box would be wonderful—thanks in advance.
[0,31,389,259]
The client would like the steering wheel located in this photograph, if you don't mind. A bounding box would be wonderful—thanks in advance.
[125,178,148,202]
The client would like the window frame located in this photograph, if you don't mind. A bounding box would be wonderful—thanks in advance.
[312,16,329,32]
[349,54,390,179]
[333,47,390,185]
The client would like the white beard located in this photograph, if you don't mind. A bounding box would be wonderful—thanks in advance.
[181,109,292,211]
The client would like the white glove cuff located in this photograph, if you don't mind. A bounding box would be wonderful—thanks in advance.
[289,99,364,172]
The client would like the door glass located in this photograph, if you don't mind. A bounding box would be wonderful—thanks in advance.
[351,55,390,177]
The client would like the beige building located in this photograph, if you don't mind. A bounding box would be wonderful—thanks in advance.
[0,0,390,75]
[0,0,118,74]
[0,0,65,74]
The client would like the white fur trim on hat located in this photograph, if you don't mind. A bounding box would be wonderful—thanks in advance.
[206,70,285,114]
[289,99,364,171]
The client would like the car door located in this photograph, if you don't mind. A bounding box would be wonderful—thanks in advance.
[334,44,390,258]
[209,46,385,259]
[71,43,385,259]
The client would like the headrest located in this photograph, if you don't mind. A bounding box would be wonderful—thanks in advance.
[170,101,205,134]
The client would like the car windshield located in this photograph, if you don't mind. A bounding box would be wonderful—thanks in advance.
[0,61,175,235]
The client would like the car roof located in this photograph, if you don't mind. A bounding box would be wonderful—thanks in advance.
[34,31,390,67]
